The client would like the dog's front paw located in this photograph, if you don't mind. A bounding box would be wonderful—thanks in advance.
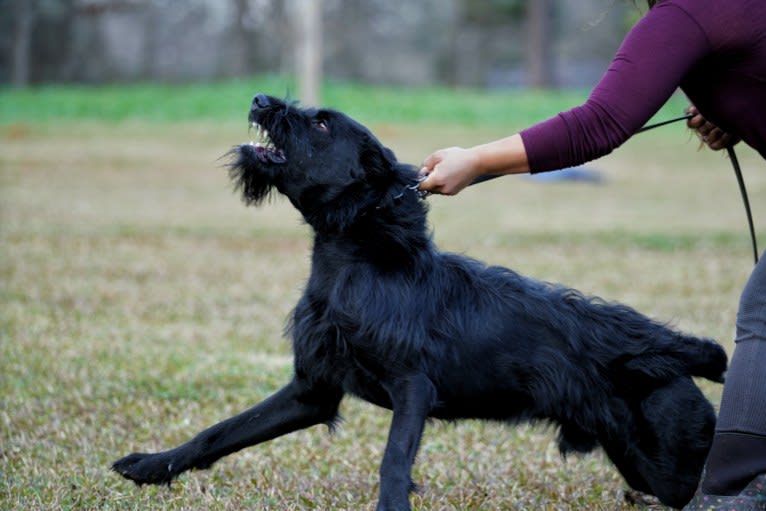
[375,502,411,511]
[375,495,412,511]
[112,452,180,486]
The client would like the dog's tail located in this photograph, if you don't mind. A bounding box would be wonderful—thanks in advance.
[569,293,729,385]
[675,334,728,383]
[622,332,728,384]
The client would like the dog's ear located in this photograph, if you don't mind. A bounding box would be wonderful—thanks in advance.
[359,135,398,178]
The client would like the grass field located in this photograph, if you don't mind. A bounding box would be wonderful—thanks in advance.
[1,78,764,510]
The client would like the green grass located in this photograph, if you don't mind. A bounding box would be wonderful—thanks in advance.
[0,74,691,128]
[1,81,764,510]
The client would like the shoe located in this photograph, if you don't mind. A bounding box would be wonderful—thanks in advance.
[682,473,766,510]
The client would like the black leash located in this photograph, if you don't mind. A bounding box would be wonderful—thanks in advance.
[639,114,758,264]
[726,145,759,264]
[468,113,759,264]
[635,113,694,133]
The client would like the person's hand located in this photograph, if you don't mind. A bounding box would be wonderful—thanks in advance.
[686,105,740,151]
[419,146,482,196]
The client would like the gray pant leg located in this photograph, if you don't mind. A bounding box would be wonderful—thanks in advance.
[702,252,766,495]
[716,253,766,434]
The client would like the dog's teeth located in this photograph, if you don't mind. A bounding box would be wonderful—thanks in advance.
[246,122,280,155]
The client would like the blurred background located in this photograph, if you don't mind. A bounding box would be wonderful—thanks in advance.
[1,0,636,95]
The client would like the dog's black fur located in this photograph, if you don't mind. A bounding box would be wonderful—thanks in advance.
[113,94,727,510]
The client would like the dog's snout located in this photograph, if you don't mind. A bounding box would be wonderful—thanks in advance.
[252,93,271,111]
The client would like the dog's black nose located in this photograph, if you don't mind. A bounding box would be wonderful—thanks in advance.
[252,93,271,111]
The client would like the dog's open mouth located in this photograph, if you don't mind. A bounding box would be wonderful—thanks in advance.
[247,121,286,164]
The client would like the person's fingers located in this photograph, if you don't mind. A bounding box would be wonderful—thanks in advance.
[418,168,440,192]
[707,127,727,144]
[419,162,461,195]
[419,174,450,194]
[686,105,740,151]
[687,114,705,129]
[419,147,457,191]
[705,127,725,149]
[418,152,442,191]
[700,121,716,137]
[420,152,439,173]
[706,129,740,151]
[686,105,700,127]
[418,146,480,195]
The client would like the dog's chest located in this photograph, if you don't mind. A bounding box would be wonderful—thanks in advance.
[341,366,394,409]
[293,335,394,409]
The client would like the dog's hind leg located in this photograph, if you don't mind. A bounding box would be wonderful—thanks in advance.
[633,378,714,508]
[600,435,654,496]
[600,379,714,509]
[376,373,437,511]
[112,377,343,486]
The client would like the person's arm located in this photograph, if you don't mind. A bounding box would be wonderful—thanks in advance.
[420,2,711,195]
[419,135,529,196]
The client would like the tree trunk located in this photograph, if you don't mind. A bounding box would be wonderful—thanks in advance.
[229,0,252,77]
[294,0,322,106]
[11,0,37,87]
[525,0,554,88]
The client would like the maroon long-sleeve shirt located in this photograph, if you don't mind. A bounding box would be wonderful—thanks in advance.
[520,0,766,172]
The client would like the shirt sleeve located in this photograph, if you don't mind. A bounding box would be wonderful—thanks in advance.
[520,3,711,173]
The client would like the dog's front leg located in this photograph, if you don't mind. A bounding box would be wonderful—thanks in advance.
[376,373,436,511]
[112,377,342,486]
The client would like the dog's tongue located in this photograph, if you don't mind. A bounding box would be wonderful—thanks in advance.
[268,150,286,164]
[252,145,286,164]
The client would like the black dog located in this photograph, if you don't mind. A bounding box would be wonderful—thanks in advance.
[113,94,727,510]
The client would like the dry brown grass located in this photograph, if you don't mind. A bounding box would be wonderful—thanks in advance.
[1,118,764,510]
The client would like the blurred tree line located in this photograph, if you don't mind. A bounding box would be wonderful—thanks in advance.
[0,0,636,90]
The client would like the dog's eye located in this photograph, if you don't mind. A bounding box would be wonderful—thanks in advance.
[312,119,329,132]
